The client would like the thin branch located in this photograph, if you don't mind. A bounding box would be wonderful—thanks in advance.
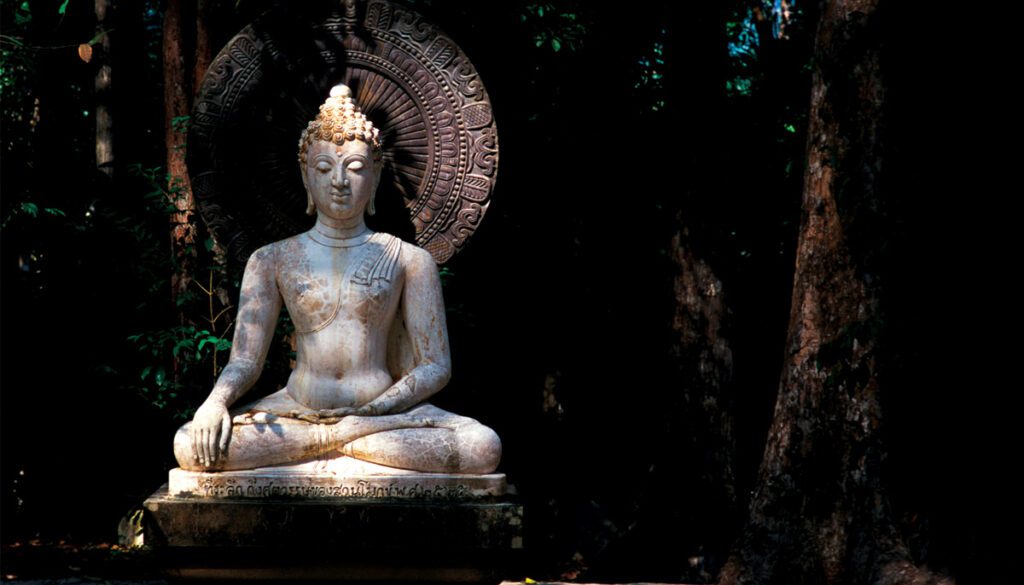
[211,305,234,325]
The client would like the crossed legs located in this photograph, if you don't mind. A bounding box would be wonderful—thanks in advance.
[173,403,501,474]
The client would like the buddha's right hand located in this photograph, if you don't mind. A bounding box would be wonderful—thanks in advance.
[190,400,232,467]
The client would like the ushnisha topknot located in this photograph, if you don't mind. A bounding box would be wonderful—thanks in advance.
[298,84,382,165]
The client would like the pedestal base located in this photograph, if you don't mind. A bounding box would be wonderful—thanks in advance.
[138,469,523,581]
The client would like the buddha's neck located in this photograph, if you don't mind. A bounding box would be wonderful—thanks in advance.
[314,216,369,240]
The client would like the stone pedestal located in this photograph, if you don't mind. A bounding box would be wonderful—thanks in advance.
[167,456,508,500]
[137,459,523,581]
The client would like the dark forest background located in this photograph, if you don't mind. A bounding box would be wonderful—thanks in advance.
[0,0,1016,583]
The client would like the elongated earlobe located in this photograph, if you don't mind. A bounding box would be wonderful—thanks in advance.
[301,162,315,215]
[367,164,381,216]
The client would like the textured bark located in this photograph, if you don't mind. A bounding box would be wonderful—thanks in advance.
[193,0,211,95]
[663,1,738,569]
[670,222,738,525]
[719,2,950,584]
[94,0,113,177]
[163,0,196,305]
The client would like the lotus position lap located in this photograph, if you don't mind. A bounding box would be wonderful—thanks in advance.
[174,390,501,474]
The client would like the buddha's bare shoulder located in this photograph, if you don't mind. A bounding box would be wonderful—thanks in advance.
[272,232,311,255]
[395,239,439,276]
[243,233,310,272]
[395,238,433,264]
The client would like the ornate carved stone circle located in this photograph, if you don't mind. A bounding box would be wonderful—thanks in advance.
[188,0,498,264]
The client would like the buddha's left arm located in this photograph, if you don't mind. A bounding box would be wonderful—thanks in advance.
[358,245,451,415]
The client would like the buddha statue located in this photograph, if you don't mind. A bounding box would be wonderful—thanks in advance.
[172,85,501,475]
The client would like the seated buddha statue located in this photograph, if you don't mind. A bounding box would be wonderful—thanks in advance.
[172,85,501,475]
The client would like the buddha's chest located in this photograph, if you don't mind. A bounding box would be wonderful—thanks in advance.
[276,235,403,334]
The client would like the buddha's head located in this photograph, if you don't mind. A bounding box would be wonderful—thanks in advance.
[298,84,383,220]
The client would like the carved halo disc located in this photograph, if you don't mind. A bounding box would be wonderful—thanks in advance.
[188,0,498,264]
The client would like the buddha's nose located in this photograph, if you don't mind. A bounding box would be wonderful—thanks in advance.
[331,169,350,189]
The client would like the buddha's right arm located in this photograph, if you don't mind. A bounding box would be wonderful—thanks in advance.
[203,244,282,409]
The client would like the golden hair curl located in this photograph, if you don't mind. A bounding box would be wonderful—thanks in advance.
[298,84,382,166]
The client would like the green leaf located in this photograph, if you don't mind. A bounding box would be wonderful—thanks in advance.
[87,29,110,45]
[43,207,66,217]
[154,367,166,386]
[551,38,561,52]
[58,0,69,15]
[171,115,190,133]
[20,202,38,217]
[141,365,152,380]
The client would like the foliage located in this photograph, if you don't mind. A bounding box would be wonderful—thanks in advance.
[726,8,761,96]
[1,3,37,152]
[635,28,667,112]
[113,163,249,420]
[1,1,41,225]
[125,325,229,417]
[520,3,588,53]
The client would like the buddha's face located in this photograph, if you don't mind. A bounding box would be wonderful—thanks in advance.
[303,139,378,221]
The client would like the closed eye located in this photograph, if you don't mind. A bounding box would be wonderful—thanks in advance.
[347,161,365,171]
[317,163,331,173]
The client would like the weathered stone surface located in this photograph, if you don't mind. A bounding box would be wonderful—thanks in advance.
[168,456,507,499]
[174,85,502,479]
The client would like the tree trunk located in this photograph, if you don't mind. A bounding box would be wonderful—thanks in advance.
[670,220,738,532]
[719,2,950,584]
[193,0,211,94]
[94,0,113,177]
[663,2,738,574]
[163,0,195,306]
